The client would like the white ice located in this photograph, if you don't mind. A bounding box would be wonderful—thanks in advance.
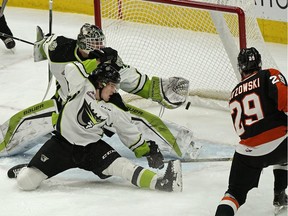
[0,7,287,216]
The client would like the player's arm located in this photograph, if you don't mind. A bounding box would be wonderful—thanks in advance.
[268,69,288,114]
[116,64,189,109]
[89,47,190,109]
[108,103,164,169]
[64,62,89,97]
[33,30,57,62]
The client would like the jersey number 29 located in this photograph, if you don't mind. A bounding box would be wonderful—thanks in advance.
[230,93,264,135]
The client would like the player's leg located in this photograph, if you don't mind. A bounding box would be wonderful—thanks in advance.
[103,157,182,192]
[0,12,15,49]
[273,164,288,209]
[82,139,182,192]
[215,152,262,216]
[17,135,77,190]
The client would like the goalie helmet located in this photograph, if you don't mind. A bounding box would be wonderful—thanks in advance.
[237,47,262,76]
[89,63,121,88]
[77,23,106,53]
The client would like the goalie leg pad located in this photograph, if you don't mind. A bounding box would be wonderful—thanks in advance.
[149,76,189,109]
[17,167,48,191]
[0,99,58,157]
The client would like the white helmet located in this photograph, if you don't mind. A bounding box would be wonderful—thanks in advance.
[77,23,106,53]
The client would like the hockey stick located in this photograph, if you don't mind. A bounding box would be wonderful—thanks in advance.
[164,157,232,163]
[42,0,54,102]
[0,0,8,17]
[0,32,34,45]
[48,0,53,35]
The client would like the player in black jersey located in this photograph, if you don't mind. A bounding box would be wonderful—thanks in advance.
[215,47,287,216]
[0,4,15,49]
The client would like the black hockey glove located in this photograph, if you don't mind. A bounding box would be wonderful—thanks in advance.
[145,141,164,169]
[88,47,118,63]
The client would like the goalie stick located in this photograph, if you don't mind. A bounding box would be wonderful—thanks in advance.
[41,0,54,101]
[7,157,232,178]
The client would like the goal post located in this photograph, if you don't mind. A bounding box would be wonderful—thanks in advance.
[93,0,278,103]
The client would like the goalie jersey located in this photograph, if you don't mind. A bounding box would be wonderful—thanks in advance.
[42,35,148,103]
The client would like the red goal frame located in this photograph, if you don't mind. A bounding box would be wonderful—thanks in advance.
[93,0,246,49]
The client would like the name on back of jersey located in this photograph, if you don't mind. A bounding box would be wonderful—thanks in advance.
[231,78,260,99]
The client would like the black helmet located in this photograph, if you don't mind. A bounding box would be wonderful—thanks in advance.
[89,63,121,88]
[77,23,106,53]
[237,47,262,75]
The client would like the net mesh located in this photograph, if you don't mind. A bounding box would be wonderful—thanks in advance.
[98,0,277,102]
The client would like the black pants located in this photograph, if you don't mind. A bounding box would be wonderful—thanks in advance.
[28,135,121,179]
[0,11,13,40]
[227,137,287,206]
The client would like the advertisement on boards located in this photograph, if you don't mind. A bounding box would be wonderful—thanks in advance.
[254,0,287,22]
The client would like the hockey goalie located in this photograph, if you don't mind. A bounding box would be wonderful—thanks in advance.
[0,23,198,160]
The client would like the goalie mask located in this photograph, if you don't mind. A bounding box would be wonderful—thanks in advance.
[77,23,106,53]
[89,63,121,89]
[237,47,262,76]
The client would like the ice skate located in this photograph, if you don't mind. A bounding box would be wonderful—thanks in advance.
[155,160,182,192]
[7,163,28,178]
[274,190,287,215]
[2,37,15,49]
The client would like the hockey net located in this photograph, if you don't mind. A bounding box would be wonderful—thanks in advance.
[94,0,278,108]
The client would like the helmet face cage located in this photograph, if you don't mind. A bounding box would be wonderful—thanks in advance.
[237,47,262,75]
[77,23,106,52]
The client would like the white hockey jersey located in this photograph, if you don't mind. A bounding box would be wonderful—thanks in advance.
[56,62,146,153]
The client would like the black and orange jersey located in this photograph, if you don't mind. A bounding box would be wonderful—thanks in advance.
[229,68,287,150]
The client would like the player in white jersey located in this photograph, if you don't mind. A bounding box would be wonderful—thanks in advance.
[11,63,183,192]
[0,23,193,158]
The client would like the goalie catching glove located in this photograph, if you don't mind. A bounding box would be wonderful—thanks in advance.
[150,76,189,109]
[144,141,164,169]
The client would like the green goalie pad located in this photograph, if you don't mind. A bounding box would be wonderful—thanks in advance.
[126,104,183,157]
[0,99,58,156]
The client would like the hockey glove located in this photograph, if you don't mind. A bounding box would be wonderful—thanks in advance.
[88,47,118,63]
[145,141,164,169]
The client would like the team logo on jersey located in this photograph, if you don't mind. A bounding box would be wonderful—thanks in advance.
[77,99,106,129]
[41,154,49,162]
[245,148,252,153]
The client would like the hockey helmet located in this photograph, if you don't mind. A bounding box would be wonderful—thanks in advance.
[77,23,106,53]
[237,47,262,75]
[89,63,121,88]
